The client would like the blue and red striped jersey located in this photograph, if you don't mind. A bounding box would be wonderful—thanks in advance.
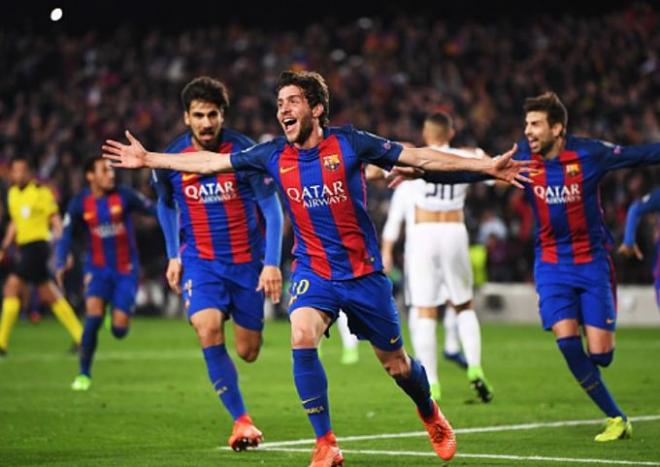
[154,129,276,263]
[56,186,154,273]
[230,125,403,280]
[515,136,660,265]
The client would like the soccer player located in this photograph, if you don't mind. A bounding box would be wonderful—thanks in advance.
[151,77,284,451]
[0,157,82,356]
[618,188,660,308]
[103,70,530,465]
[421,91,660,441]
[55,157,155,391]
[406,113,492,402]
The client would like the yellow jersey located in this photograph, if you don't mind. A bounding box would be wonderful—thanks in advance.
[7,181,58,245]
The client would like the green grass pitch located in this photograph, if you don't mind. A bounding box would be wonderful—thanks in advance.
[1,317,659,466]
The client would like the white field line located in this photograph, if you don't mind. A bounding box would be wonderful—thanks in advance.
[254,447,660,466]
[252,414,660,448]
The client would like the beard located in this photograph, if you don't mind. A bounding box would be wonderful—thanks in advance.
[538,137,557,156]
[292,114,314,146]
[193,130,220,150]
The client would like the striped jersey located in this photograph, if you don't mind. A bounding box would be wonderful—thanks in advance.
[154,129,275,263]
[230,125,403,280]
[515,136,660,265]
[56,186,154,273]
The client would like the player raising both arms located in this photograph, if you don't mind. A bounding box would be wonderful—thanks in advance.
[102,70,531,466]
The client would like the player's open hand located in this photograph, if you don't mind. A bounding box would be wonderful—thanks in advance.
[257,265,282,304]
[490,144,535,188]
[102,130,148,169]
[166,258,183,294]
[617,243,643,260]
[386,166,425,189]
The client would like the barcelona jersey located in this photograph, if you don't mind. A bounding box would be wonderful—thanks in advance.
[515,136,660,266]
[154,129,274,264]
[230,125,403,280]
[56,186,154,273]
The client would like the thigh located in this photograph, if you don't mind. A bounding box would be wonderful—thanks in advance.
[440,225,473,305]
[580,285,616,332]
[85,267,113,303]
[343,272,403,352]
[182,259,230,319]
[536,282,580,331]
[227,264,265,332]
[111,273,139,316]
[16,242,51,285]
[408,226,443,307]
[287,269,341,320]
[584,325,614,354]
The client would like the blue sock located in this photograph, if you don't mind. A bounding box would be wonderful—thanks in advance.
[202,344,246,421]
[556,337,625,419]
[80,316,103,377]
[292,348,331,438]
[111,326,129,339]
[395,358,434,418]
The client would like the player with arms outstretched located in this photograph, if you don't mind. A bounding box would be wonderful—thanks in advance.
[103,70,531,466]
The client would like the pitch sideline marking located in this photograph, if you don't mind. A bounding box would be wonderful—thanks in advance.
[254,414,660,448]
[254,447,660,466]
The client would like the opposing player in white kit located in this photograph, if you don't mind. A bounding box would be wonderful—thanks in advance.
[382,176,467,401]
[387,113,493,402]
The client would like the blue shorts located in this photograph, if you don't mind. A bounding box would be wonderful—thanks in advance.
[182,256,265,332]
[534,256,617,331]
[288,269,403,352]
[85,266,138,315]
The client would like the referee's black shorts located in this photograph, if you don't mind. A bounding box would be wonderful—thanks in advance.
[14,241,52,284]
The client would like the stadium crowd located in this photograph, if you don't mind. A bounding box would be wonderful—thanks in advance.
[0,3,658,311]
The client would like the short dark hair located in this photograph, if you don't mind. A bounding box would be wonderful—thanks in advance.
[276,71,330,127]
[425,112,453,131]
[181,76,230,113]
[9,156,33,170]
[524,92,568,135]
[83,156,104,175]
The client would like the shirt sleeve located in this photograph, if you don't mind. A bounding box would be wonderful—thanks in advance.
[42,187,59,217]
[594,140,660,173]
[125,187,156,216]
[229,143,273,173]
[622,189,660,246]
[151,170,180,259]
[55,196,82,269]
[349,128,404,170]
[246,171,283,266]
[422,172,492,184]
[382,183,409,242]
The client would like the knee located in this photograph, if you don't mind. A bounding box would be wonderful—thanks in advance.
[111,326,129,339]
[383,355,411,380]
[291,326,319,349]
[236,341,261,363]
[195,324,221,347]
[590,350,614,367]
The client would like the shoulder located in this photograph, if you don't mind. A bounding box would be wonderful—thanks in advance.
[515,138,531,159]
[221,128,257,150]
[164,132,193,153]
[568,135,615,156]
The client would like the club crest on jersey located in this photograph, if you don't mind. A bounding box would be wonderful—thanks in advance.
[322,154,341,172]
[110,204,122,215]
[565,163,581,177]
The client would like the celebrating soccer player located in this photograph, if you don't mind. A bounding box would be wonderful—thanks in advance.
[103,70,531,465]
[55,157,155,391]
[152,77,284,451]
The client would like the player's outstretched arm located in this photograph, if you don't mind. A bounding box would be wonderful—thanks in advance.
[397,143,532,188]
[103,131,234,174]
